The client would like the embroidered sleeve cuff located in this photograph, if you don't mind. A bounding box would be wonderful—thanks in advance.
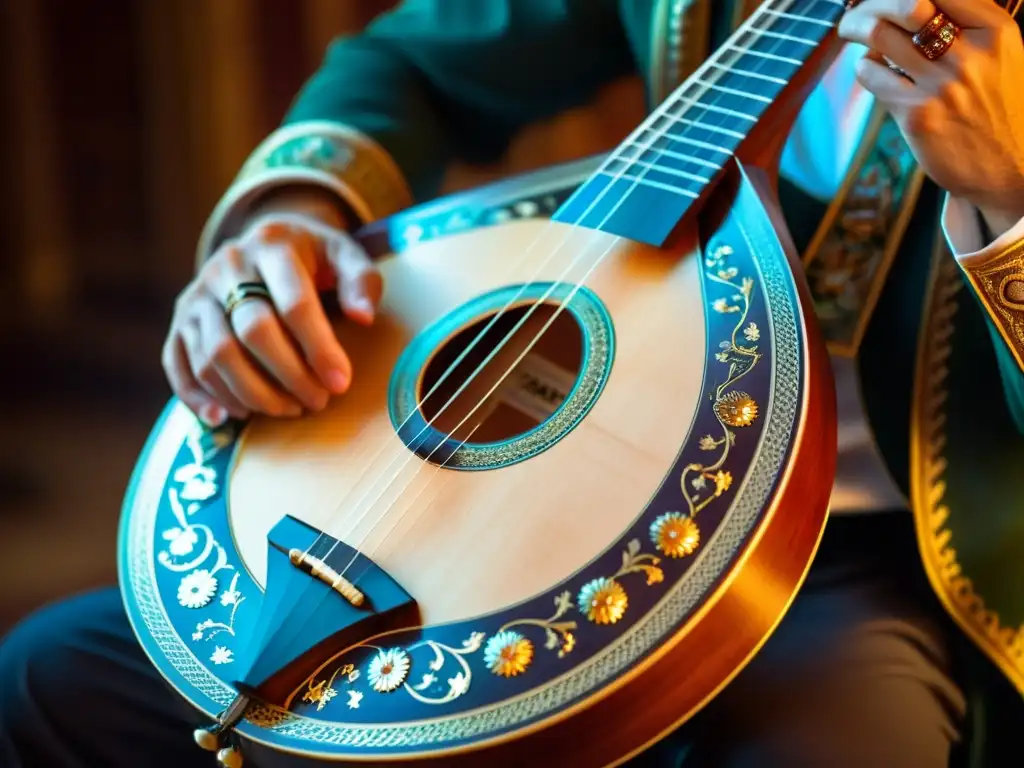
[943,193,1024,372]
[194,121,413,268]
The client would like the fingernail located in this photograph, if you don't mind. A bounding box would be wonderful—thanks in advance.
[326,369,349,393]
[201,404,227,427]
[351,298,375,323]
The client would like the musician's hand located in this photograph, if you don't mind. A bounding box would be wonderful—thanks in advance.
[839,0,1024,236]
[163,203,381,427]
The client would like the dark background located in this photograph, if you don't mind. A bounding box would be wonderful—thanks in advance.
[0,0,642,632]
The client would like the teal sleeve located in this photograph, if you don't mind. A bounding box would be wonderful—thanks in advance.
[987,320,1024,433]
[284,0,636,201]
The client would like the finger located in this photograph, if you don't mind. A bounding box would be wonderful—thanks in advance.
[183,313,299,421]
[227,296,329,414]
[203,247,313,415]
[933,0,1015,29]
[162,334,229,428]
[186,297,265,420]
[840,13,939,82]
[330,232,383,326]
[855,49,919,103]
[253,224,353,394]
[847,0,938,33]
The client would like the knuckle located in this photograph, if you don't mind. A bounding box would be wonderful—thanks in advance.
[865,19,887,50]
[904,105,935,135]
[212,242,247,271]
[278,293,315,324]
[194,361,218,388]
[209,337,239,367]
[172,283,199,316]
[906,0,927,22]
[237,314,275,346]
[941,80,968,112]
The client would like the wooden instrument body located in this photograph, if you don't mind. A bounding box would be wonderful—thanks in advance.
[119,152,834,766]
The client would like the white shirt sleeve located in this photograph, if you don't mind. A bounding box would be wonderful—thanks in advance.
[942,193,1024,266]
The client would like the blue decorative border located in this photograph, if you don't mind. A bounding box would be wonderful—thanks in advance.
[118,167,804,760]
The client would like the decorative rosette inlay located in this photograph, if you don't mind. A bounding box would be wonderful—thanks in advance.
[577,577,629,625]
[649,512,701,559]
[367,648,411,693]
[483,631,534,678]
[713,391,759,428]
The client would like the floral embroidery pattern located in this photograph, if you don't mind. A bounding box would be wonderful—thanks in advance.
[157,421,245,661]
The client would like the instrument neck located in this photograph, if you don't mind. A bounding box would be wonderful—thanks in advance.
[552,0,847,247]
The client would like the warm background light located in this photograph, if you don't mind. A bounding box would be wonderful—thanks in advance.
[0,0,643,631]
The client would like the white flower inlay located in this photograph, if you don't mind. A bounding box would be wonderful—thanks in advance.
[177,569,218,609]
[367,648,411,693]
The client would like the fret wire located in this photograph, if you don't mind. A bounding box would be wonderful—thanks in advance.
[708,61,787,86]
[663,111,747,141]
[609,156,711,186]
[752,28,819,47]
[624,141,723,172]
[587,0,845,234]
[597,170,699,199]
[727,44,803,66]
[762,8,836,27]
[666,0,840,145]
[693,78,773,105]
[641,127,735,156]
[674,94,758,123]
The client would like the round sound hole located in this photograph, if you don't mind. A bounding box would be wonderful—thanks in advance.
[388,283,615,471]
[418,302,583,444]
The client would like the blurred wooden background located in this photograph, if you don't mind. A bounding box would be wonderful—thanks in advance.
[0,0,643,631]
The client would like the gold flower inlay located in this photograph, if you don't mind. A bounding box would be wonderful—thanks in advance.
[577,577,628,625]
[714,391,759,428]
[483,631,534,678]
[649,511,700,559]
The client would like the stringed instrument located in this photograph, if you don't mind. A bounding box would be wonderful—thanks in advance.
[119,1,845,765]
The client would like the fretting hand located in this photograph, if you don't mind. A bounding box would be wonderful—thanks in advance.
[839,0,1024,237]
[163,196,381,427]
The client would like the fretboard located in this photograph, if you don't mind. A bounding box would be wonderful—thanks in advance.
[552,0,848,246]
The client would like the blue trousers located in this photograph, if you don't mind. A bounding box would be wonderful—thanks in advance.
[0,514,967,767]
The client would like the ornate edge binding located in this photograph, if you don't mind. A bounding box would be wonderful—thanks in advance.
[194,120,414,268]
[911,238,1024,694]
[959,239,1024,376]
[120,160,806,755]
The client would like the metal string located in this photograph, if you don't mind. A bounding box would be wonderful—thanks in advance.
[297,0,842,593]
[321,0,842,586]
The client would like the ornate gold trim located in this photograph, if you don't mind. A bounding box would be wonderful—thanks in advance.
[959,238,1024,374]
[802,105,927,358]
[911,235,1024,695]
[194,120,414,268]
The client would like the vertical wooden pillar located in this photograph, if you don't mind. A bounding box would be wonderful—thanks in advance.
[1,0,70,326]
[179,0,263,227]
[136,2,196,288]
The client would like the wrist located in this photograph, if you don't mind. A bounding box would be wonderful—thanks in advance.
[245,185,352,232]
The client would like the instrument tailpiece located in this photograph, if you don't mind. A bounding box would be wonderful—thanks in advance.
[191,515,417,764]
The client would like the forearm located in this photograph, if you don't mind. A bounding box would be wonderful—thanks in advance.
[194,0,632,268]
